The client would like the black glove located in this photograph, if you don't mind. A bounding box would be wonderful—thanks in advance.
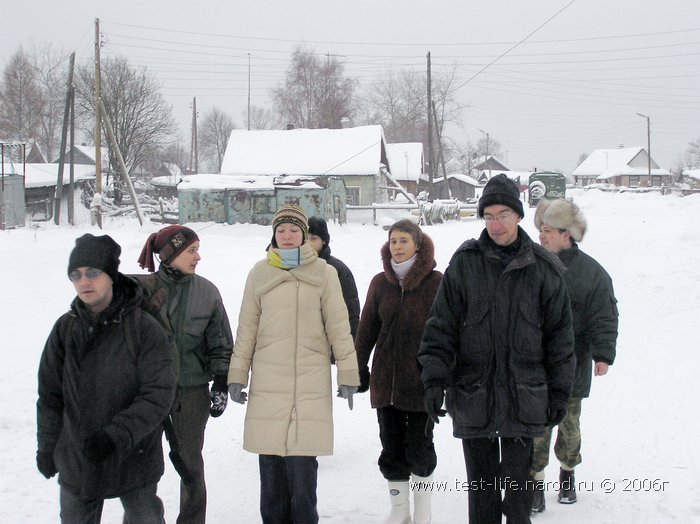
[84,430,116,463]
[424,386,447,424]
[37,450,57,479]
[209,374,229,417]
[547,400,568,428]
[358,367,370,393]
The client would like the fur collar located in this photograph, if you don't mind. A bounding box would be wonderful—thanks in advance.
[380,234,437,291]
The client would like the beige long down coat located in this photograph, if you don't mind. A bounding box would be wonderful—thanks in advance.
[228,243,360,456]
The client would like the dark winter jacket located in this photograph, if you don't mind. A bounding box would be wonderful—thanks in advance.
[318,244,360,339]
[558,244,618,398]
[36,275,177,499]
[356,235,442,412]
[418,227,575,439]
[135,267,233,387]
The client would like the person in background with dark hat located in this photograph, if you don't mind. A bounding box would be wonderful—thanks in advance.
[418,174,575,524]
[308,216,360,341]
[530,198,618,512]
[355,219,442,524]
[136,225,233,524]
[227,204,360,524]
[37,234,177,523]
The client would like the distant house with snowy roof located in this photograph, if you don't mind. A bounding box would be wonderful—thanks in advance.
[572,147,672,188]
[220,125,390,206]
[1,162,95,221]
[53,144,108,172]
[473,156,510,184]
[385,142,424,197]
[680,169,700,190]
[433,173,479,200]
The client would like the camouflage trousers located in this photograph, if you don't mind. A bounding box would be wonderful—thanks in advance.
[531,397,582,474]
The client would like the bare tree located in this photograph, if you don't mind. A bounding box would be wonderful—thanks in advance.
[75,56,177,177]
[245,104,280,130]
[685,139,700,168]
[0,47,45,146]
[199,107,236,172]
[271,46,356,129]
[30,43,66,161]
[358,66,464,164]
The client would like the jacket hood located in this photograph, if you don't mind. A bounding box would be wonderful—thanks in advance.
[380,233,437,291]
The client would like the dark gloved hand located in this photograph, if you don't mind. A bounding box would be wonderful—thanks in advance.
[547,400,568,428]
[358,367,370,393]
[337,385,358,410]
[209,374,229,417]
[37,450,57,479]
[84,430,116,463]
[228,383,248,404]
[424,386,447,424]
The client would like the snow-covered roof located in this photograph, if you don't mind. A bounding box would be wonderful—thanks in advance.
[220,125,387,176]
[386,142,424,182]
[682,169,700,181]
[573,147,670,179]
[434,173,479,186]
[2,162,95,188]
[177,173,323,191]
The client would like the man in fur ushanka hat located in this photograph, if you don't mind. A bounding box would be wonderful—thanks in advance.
[530,198,619,513]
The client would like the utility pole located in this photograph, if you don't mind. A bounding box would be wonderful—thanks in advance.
[636,112,651,186]
[191,97,198,174]
[94,18,102,228]
[247,53,251,130]
[426,52,433,199]
[479,129,491,179]
[54,52,75,225]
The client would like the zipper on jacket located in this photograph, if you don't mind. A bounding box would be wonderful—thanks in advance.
[390,287,405,406]
[292,279,300,447]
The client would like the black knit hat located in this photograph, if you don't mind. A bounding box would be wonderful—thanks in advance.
[308,216,330,245]
[478,174,524,218]
[68,234,121,282]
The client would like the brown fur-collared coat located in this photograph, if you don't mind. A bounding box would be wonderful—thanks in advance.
[355,235,442,412]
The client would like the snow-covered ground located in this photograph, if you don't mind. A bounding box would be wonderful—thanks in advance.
[1,188,698,523]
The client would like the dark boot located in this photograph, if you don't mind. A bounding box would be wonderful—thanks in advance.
[531,480,546,513]
[558,468,577,504]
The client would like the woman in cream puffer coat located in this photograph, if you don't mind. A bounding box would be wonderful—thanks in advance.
[227,204,359,524]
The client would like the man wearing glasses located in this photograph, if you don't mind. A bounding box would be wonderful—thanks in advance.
[36,234,177,523]
[418,174,575,524]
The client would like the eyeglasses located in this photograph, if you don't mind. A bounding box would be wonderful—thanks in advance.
[483,212,514,224]
[68,268,104,282]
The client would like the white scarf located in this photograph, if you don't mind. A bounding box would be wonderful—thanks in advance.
[391,254,417,286]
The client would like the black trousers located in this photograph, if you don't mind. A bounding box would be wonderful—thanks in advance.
[462,437,534,524]
[259,455,319,524]
[170,385,210,524]
[377,406,437,481]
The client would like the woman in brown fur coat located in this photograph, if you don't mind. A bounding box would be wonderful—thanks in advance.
[355,219,442,524]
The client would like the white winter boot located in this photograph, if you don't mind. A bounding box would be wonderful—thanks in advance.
[411,474,433,524]
[385,480,411,524]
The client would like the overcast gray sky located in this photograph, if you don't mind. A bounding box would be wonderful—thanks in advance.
[2,0,699,174]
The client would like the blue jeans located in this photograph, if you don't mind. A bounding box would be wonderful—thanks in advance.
[60,483,164,524]
[259,455,319,524]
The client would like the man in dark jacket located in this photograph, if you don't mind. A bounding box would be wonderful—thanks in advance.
[530,198,618,512]
[418,174,575,524]
[37,234,177,524]
[308,217,360,339]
